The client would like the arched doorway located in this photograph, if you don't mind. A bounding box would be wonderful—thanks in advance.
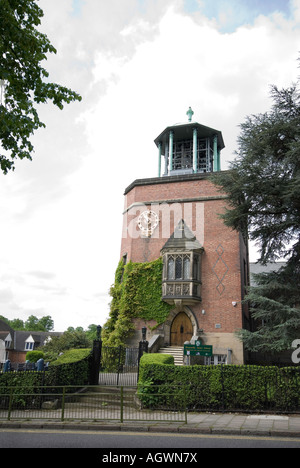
[170,312,193,346]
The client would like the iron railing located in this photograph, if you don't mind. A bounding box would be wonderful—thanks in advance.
[0,385,187,423]
[99,346,140,386]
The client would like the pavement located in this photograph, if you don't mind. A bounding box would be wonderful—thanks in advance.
[1,412,300,438]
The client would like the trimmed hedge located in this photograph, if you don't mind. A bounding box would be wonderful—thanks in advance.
[0,371,45,408]
[138,357,300,413]
[45,349,92,387]
[50,348,91,366]
[0,349,92,396]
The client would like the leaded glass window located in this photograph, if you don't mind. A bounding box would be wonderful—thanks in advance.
[167,256,175,280]
[167,254,190,280]
[183,255,190,279]
[175,256,182,279]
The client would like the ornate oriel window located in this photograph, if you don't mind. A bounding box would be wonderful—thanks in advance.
[167,254,191,280]
[161,220,204,305]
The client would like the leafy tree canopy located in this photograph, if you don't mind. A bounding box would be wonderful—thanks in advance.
[0,0,82,173]
[41,329,91,356]
[213,72,300,354]
[0,314,54,331]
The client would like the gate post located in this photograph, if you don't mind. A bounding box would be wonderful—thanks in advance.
[90,325,102,385]
[137,327,148,381]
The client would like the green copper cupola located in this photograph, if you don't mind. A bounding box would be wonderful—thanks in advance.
[155,108,224,177]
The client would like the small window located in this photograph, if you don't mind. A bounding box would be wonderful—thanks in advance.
[25,342,34,351]
[183,255,190,279]
[193,255,199,280]
[204,355,227,365]
[167,256,175,280]
[175,256,182,279]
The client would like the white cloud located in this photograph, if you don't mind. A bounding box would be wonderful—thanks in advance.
[0,1,299,331]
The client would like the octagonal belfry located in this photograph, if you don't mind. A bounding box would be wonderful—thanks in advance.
[155,107,224,177]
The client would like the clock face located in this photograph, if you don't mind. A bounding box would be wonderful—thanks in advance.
[138,210,159,236]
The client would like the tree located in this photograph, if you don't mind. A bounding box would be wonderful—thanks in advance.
[213,77,300,353]
[41,329,91,356]
[0,0,81,173]
[35,315,54,331]
[0,314,54,331]
[9,318,24,330]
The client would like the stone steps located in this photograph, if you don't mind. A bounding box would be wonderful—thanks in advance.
[158,346,184,366]
[64,386,138,409]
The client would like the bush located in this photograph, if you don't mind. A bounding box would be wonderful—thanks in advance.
[137,361,300,412]
[140,353,174,366]
[45,348,92,388]
[50,348,91,366]
[25,350,44,362]
[0,348,92,405]
[0,371,45,409]
[138,354,176,409]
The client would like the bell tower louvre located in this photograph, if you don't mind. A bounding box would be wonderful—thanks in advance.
[117,108,249,365]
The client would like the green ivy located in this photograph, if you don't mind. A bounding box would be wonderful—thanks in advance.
[103,258,172,347]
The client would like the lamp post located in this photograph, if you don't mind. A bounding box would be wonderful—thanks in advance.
[96,325,102,341]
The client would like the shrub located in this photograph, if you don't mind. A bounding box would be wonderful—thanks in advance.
[138,353,176,409]
[25,350,44,362]
[45,348,92,388]
[137,361,300,412]
[50,348,91,366]
[0,348,92,404]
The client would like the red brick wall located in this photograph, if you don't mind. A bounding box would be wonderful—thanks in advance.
[8,350,27,363]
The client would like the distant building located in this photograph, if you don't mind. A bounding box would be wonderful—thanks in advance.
[0,319,62,363]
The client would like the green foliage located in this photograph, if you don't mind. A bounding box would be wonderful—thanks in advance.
[41,330,92,361]
[0,371,45,408]
[0,314,54,331]
[103,259,172,347]
[0,349,92,405]
[50,348,91,366]
[25,350,44,363]
[137,361,300,412]
[0,0,82,173]
[213,82,300,262]
[46,349,92,387]
[236,267,300,353]
[138,353,174,381]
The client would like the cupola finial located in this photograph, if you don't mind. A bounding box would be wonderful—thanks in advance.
[186,107,194,122]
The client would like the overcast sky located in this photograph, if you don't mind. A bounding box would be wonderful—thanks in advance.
[0,0,299,332]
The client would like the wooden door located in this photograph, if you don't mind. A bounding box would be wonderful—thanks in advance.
[170,312,193,346]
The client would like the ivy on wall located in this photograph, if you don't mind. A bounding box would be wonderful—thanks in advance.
[102,258,173,347]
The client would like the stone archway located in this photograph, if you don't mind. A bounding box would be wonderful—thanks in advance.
[164,306,199,346]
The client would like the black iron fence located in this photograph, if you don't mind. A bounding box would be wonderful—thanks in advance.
[0,385,186,423]
[99,347,140,386]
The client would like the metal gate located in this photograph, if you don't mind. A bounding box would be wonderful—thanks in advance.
[99,346,139,386]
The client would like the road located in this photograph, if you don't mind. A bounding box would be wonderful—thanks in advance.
[1,429,300,449]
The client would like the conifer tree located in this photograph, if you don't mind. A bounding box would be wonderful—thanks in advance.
[214,74,300,353]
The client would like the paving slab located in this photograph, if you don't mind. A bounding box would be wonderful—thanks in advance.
[1,412,300,438]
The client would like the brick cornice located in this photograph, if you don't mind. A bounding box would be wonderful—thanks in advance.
[124,171,229,195]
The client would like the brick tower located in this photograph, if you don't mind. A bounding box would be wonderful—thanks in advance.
[119,109,249,365]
